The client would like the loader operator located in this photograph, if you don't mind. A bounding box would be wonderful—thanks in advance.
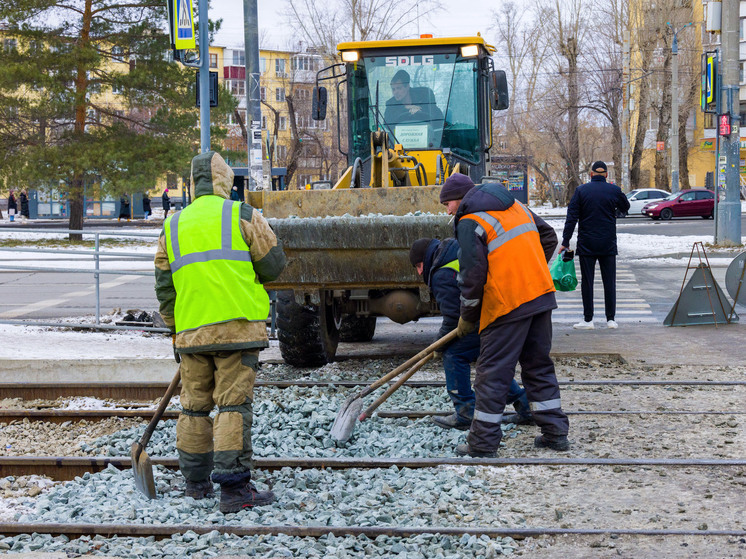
[439,173,570,458]
[409,236,532,430]
[384,69,443,126]
[155,151,286,513]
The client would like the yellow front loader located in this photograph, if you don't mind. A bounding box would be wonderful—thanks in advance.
[247,35,509,366]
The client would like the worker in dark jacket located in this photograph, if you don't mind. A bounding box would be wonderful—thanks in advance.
[19,190,29,219]
[443,173,569,457]
[560,161,630,330]
[155,151,286,513]
[410,237,532,430]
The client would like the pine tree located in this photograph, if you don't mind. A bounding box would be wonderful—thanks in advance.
[0,1,235,238]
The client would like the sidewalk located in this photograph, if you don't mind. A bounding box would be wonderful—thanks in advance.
[0,319,743,384]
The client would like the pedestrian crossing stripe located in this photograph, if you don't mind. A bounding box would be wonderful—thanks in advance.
[554,266,656,324]
[173,0,196,50]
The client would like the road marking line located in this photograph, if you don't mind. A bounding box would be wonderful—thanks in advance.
[0,275,140,319]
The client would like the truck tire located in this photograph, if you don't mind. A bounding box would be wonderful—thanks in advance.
[276,290,339,367]
[339,315,377,343]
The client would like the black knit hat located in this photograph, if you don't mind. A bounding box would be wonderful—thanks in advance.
[409,238,433,267]
[439,173,475,203]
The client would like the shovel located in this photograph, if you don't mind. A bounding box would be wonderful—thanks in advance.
[131,368,181,499]
[358,352,433,422]
[330,328,458,442]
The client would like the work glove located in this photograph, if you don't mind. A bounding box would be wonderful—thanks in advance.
[172,334,181,364]
[456,317,476,338]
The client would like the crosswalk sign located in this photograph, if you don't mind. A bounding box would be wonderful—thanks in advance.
[171,0,196,50]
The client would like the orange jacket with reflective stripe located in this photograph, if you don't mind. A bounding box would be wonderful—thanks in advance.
[461,202,555,331]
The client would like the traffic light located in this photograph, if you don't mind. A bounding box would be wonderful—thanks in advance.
[719,113,731,136]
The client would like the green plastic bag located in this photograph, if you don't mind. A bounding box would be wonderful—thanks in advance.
[550,252,578,292]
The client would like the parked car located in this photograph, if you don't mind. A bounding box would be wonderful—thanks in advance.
[623,188,670,216]
[642,188,715,220]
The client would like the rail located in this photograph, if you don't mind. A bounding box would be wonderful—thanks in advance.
[0,228,167,332]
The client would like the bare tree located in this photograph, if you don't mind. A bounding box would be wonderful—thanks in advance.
[284,0,443,55]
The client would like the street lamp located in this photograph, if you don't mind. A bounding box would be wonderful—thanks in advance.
[668,21,693,193]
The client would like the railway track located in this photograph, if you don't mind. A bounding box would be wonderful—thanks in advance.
[2,407,744,424]
[1,522,744,540]
[3,455,746,481]
[3,378,745,400]
[3,370,745,555]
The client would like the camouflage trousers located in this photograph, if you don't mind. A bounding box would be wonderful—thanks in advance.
[176,350,258,483]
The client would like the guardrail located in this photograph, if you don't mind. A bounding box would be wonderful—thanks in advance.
[0,228,278,336]
[0,228,167,332]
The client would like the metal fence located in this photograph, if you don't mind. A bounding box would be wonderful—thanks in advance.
[0,228,170,333]
[0,228,278,336]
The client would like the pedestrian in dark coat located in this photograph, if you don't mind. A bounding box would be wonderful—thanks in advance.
[19,191,29,219]
[142,193,152,219]
[230,185,240,201]
[118,194,131,221]
[560,161,630,330]
[441,173,569,457]
[410,237,532,430]
[162,189,171,218]
[7,191,17,220]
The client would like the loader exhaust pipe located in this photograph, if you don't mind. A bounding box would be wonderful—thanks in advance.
[368,290,428,324]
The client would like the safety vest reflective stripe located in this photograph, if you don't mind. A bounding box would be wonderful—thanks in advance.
[474,409,503,423]
[530,398,562,412]
[169,199,252,273]
[470,210,539,254]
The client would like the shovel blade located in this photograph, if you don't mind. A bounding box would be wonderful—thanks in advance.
[131,442,157,499]
[329,396,364,443]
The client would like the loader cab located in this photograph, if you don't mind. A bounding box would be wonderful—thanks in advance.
[313,36,508,185]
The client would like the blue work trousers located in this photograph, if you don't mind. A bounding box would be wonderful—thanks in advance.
[443,331,526,421]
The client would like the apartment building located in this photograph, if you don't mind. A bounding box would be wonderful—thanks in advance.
[217,45,341,189]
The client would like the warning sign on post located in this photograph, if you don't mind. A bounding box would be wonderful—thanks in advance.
[172,0,196,50]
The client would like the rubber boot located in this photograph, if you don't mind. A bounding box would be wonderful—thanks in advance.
[219,482,276,513]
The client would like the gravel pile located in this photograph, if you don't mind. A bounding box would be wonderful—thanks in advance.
[1,417,143,457]
[80,386,520,458]
[2,531,516,558]
[4,464,518,557]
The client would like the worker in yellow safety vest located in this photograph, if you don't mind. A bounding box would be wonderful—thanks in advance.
[155,151,286,513]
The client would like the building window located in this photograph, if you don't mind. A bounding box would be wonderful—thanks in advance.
[112,82,123,95]
[232,50,245,66]
[275,59,286,77]
[279,116,287,130]
[260,86,266,101]
[261,115,267,129]
[3,39,17,52]
[276,87,285,102]
[231,80,246,97]
[276,144,287,160]
[210,53,218,68]
[260,57,267,73]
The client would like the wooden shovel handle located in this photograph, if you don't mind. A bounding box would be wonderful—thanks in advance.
[359,353,433,421]
[138,367,181,448]
[356,328,458,400]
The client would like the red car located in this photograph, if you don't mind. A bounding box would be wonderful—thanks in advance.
[642,188,714,220]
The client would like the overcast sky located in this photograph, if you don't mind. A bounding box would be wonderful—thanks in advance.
[211,0,499,51]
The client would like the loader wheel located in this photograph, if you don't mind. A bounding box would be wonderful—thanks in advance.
[339,315,377,343]
[277,290,340,367]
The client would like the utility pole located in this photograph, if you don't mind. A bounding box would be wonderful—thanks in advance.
[198,0,210,153]
[243,0,265,190]
[622,29,630,192]
[668,22,692,194]
[718,0,742,245]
